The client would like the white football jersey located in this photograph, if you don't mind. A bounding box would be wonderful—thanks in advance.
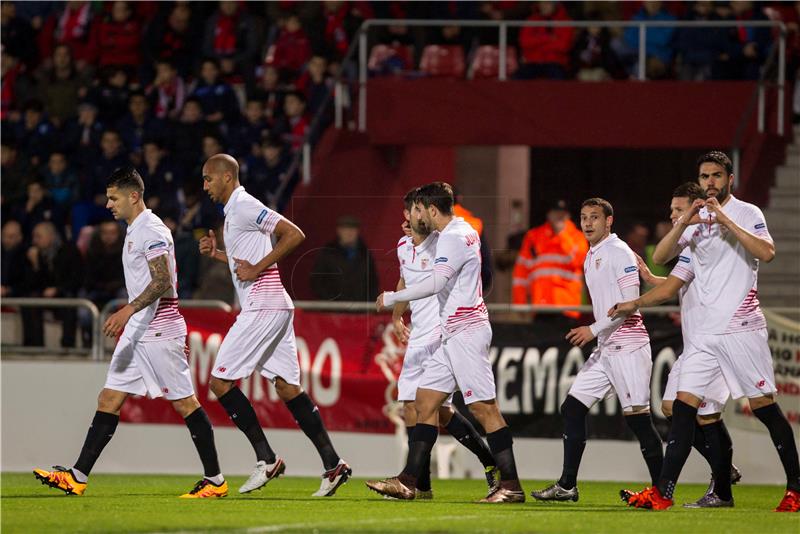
[669,248,701,340]
[677,195,769,334]
[397,232,441,347]
[223,186,293,312]
[433,217,489,338]
[122,209,186,342]
[584,233,649,350]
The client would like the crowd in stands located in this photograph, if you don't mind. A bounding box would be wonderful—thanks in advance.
[1,1,798,348]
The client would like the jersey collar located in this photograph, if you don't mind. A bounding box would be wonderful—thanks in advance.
[415,231,437,254]
[589,232,616,253]
[224,186,245,215]
[126,209,151,234]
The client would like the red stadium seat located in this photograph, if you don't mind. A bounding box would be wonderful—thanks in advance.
[419,45,466,78]
[368,44,413,75]
[469,45,519,79]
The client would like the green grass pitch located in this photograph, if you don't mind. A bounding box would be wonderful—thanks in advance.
[2,473,797,533]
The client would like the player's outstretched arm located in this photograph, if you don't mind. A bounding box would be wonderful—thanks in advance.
[635,253,666,287]
[652,199,705,265]
[608,275,685,319]
[233,218,306,282]
[378,267,452,310]
[103,255,171,337]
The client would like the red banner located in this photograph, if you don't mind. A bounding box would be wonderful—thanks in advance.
[120,309,403,434]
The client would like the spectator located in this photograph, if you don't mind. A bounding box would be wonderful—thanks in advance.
[571,27,624,81]
[15,98,55,166]
[624,221,650,259]
[21,221,83,347]
[731,1,772,80]
[177,181,220,235]
[40,151,79,211]
[1,50,33,120]
[116,91,164,157]
[62,99,105,159]
[201,1,259,82]
[146,59,186,121]
[12,180,62,237]
[309,0,368,61]
[1,1,37,69]
[675,1,739,81]
[452,190,494,292]
[168,97,216,170]
[91,66,131,125]
[266,13,312,78]
[139,139,182,214]
[143,3,198,80]
[243,136,291,204]
[90,1,141,73]
[251,65,287,127]
[229,98,269,159]
[621,1,677,79]
[1,219,27,297]
[83,219,125,308]
[36,44,89,127]
[297,55,332,116]
[310,215,380,302]
[161,211,200,300]
[83,129,128,206]
[273,91,309,150]
[190,58,240,124]
[516,2,575,80]
[38,1,95,70]
[511,199,587,319]
[1,141,30,211]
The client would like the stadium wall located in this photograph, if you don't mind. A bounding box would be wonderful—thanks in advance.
[1,359,786,484]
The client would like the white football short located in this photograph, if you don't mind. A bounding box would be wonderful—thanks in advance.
[211,309,300,385]
[104,334,194,401]
[418,323,495,405]
[397,339,452,407]
[569,343,653,412]
[679,329,776,400]
[664,352,728,415]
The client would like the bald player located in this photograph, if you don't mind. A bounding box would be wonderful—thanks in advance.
[199,154,351,497]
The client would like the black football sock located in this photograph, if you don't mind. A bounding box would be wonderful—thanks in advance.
[400,423,438,489]
[417,455,432,492]
[285,392,340,471]
[184,407,222,478]
[557,395,589,490]
[753,403,800,492]
[702,420,733,501]
[657,400,697,499]
[218,387,276,464]
[692,421,716,470]
[625,412,664,486]
[487,426,521,490]
[74,411,119,477]
[446,410,496,468]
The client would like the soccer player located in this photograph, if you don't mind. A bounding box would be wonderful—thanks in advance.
[199,154,351,497]
[531,198,663,503]
[393,188,499,498]
[621,151,800,512]
[367,182,525,503]
[33,168,226,498]
[616,182,741,508]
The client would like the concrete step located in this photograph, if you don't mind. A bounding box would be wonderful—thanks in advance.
[775,166,800,188]
[768,194,800,210]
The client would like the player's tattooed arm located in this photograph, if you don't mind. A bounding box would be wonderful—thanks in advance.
[129,255,171,312]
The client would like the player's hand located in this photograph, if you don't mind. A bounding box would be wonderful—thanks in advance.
[703,197,731,227]
[393,317,410,344]
[376,292,388,311]
[103,305,134,337]
[608,300,637,319]
[401,220,412,238]
[233,257,260,282]
[198,230,217,257]
[677,198,707,226]
[566,326,595,348]
[634,253,655,285]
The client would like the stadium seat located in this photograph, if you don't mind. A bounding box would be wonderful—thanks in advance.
[368,44,414,76]
[419,45,466,78]
[469,45,519,79]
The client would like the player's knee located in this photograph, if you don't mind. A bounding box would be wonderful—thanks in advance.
[209,377,233,398]
[171,395,201,418]
[437,406,454,426]
[675,391,703,408]
[748,394,774,411]
[274,378,302,402]
[697,413,721,425]
[560,395,588,421]
[97,388,126,414]
[466,400,497,422]
[661,400,673,419]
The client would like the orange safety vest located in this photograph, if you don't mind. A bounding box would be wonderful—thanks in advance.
[512,219,588,318]
[453,204,483,235]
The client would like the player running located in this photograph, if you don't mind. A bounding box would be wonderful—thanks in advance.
[615,182,741,508]
[367,182,525,503]
[620,151,800,512]
[199,154,351,497]
[393,188,499,498]
[531,198,663,503]
[34,168,227,498]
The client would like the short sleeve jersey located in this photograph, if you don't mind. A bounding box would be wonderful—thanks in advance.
[584,233,650,350]
[397,232,441,347]
[677,196,769,334]
[223,186,293,312]
[122,209,186,342]
[433,217,489,338]
[668,248,701,340]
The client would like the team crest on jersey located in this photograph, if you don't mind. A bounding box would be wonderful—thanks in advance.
[127,241,134,253]
[595,257,602,270]
[421,258,429,269]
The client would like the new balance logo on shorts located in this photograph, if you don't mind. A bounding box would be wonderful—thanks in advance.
[217,366,227,373]
[163,388,169,393]
[464,390,473,398]
[757,379,766,388]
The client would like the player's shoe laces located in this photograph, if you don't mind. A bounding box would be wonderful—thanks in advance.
[179,478,228,498]
[625,486,674,510]
[480,486,526,503]
[239,458,285,494]
[365,477,415,500]
[312,460,352,497]
[531,482,579,502]
[619,488,635,503]
[33,466,86,495]
[484,466,500,496]
[775,489,800,512]
[683,492,734,508]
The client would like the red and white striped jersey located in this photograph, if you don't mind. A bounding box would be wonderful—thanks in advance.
[122,209,186,342]
[223,186,293,312]
[397,232,441,347]
[434,217,489,338]
[584,233,649,350]
[677,195,770,335]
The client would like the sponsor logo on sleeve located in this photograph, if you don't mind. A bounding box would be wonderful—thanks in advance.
[678,255,690,263]
[624,266,637,273]
[257,209,268,224]
[754,223,765,230]
[148,241,167,250]
[435,257,448,264]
